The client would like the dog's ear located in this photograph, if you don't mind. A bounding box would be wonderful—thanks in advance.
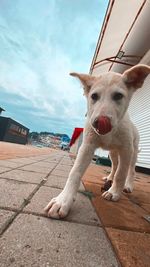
[122,64,150,90]
[70,72,96,95]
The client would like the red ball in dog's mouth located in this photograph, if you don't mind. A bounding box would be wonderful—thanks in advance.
[96,116,112,135]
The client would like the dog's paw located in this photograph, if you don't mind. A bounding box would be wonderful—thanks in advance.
[102,187,121,201]
[44,192,74,219]
[102,173,113,182]
[123,182,133,193]
[102,176,108,182]
[101,180,112,192]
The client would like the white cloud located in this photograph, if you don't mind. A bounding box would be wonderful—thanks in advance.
[0,0,107,134]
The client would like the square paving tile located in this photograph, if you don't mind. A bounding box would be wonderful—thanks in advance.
[25,156,50,161]
[44,174,68,188]
[0,214,119,267]
[106,228,150,267]
[19,163,56,174]
[126,190,150,204]
[141,204,150,213]
[0,160,24,169]
[91,195,150,232]
[45,174,85,191]
[0,179,36,209]
[51,169,70,177]
[44,160,62,164]
[33,161,57,168]
[135,175,150,182]
[55,164,73,172]
[82,173,105,185]
[59,159,73,166]
[0,210,15,229]
[0,166,12,174]
[83,164,109,178]
[44,156,63,163]
[0,169,46,184]
[134,182,150,193]
[82,181,105,196]
[24,186,100,226]
[7,158,38,164]
[135,172,149,179]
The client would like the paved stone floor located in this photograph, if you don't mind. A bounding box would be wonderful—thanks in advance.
[82,164,150,267]
[0,141,53,160]
[0,143,149,266]
[0,147,119,267]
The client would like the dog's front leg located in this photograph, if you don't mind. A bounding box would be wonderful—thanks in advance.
[102,148,132,201]
[102,150,118,182]
[44,142,95,219]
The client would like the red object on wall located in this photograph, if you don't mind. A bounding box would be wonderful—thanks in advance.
[69,128,83,147]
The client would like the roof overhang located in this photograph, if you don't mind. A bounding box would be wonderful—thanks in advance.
[90,0,150,75]
[0,107,5,112]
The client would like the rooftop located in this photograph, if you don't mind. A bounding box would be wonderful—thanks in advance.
[0,107,5,112]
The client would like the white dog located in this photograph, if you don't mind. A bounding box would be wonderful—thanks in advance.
[44,64,150,219]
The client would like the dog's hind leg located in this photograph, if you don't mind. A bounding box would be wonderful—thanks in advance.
[44,142,95,219]
[102,150,118,182]
[124,145,138,193]
[102,147,133,201]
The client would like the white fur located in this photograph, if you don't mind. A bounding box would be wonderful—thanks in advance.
[44,64,150,219]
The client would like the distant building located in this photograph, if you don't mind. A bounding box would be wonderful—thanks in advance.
[0,116,29,145]
[61,135,70,143]
[69,128,83,155]
[0,107,5,115]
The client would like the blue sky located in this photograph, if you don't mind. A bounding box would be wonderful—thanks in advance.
[0,0,108,137]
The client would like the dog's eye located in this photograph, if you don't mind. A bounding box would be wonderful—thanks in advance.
[112,92,124,101]
[91,93,99,101]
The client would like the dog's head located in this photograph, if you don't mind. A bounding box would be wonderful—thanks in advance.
[70,64,150,135]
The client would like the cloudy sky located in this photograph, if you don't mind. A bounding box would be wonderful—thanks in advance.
[0,0,108,137]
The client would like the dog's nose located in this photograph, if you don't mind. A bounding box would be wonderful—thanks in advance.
[93,116,112,135]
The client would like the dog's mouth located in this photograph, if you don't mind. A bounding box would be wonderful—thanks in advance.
[93,116,112,135]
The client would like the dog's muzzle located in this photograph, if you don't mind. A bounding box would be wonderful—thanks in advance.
[93,116,112,135]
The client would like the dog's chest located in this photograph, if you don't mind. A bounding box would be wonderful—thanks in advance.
[97,134,119,150]
[98,138,112,150]
[85,126,122,150]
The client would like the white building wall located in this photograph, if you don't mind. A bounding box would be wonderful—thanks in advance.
[94,148,109,158]
[70,133,83,156]
[129,74,150,168]
[70,139,78,155]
